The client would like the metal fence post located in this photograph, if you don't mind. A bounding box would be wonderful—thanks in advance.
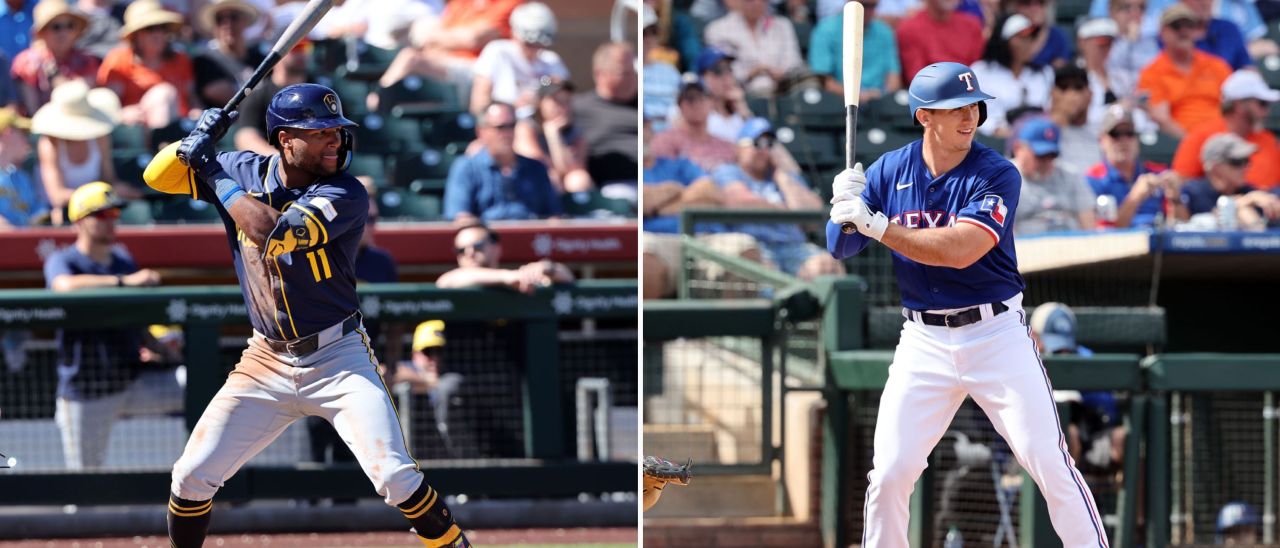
[182,322,223,432]
[1148,391,1171,547]
[522,318,563,459]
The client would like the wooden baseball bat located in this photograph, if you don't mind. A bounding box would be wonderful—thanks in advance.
[839,1,865,235]
[145,0,335,190]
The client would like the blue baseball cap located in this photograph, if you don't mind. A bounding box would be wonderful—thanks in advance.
[737,117,774,145]
[1030,302,1076,354]
[1017,118,1061,156]
[695,46,735,75]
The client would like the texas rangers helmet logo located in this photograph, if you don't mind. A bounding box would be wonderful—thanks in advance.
[323,93,338,114]
[980,194,1008,226]
[958,72,976,92]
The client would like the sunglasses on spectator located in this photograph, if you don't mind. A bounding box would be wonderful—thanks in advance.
[1169,19,1204,31]
[1016,0,1046,6]
[421,346,443,357]
[47,21,78,33]
[1056,81,1089,91]
[487,122,517,131]
[91,208,121,220]
[1114,2,1144,11]
[1226,157,1250,168]
[216,12,243,24]
[1107,129,1138,139]
[752,136,776,149]
[455,241,491,255]
[1036,152,1059,160]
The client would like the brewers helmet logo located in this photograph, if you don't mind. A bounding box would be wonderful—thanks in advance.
[323,93,338,114]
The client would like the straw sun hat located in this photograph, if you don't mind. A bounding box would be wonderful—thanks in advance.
[197,0,260,35]
[31,80,120,141]
[32,0,89,36]
[119,0,185,38]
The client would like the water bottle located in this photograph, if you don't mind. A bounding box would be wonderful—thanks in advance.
[1095,195,1118,229]
[943,525,964,548]
[1216,195,1238,231]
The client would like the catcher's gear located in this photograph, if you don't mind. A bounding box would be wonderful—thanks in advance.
[642,456,691,512]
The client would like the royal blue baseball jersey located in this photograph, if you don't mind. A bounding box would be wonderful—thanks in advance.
[827,140,1025,310]
[199,151,368,340]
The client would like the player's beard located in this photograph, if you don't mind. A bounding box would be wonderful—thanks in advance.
[295,151,340,178]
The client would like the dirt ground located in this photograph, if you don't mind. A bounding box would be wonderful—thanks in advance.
[0,527,638,547]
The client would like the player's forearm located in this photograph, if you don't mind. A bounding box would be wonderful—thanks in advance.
[826,221,871,259]
[879,224,987,269]
[51,274,123,291]
[435,267,517,289]
[227,197,283,248]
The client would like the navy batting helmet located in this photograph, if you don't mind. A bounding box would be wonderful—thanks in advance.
[907,62,995,127]
[266,83,357,170]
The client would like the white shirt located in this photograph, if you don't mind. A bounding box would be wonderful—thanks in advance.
[971,60,1055,136]
[472,39,570,106]
[707,111,746,145]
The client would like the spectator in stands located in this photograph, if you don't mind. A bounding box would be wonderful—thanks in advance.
[642,5,681,132]
[1048,65,1102,171]
[713,118,845,278]
[1176,0,1250,70]
[1137,4,1232,137]
[444,102,561,222]
[1006,0,1073,68]
[384,320,467,457]
[697,46,753,144]
[74,0,121,60]
[810,0,901,102]
[0,0,36,64]
[704,0,806,95]
[649,81,737,174]
[436,222,575,293]
[1183,133,1280,229]
[1030,303,1127,482]
[232,39,309,156]
[973,14,1055,136]
[574,41,638,194]
[645,0,701,71]
[193,0,264,108]
[1171,70,1280,190]
[97,1,197,130]
[1086,105,1186,227]
[469,2,569,115]
[10,0,98,116]
[1089,0,1275,61]
[1009,118,1097,234]
[309,0,439,50]
[1216,501,1261,545]
[32,80,128,225]
[378,0,521,89]
[897,0,985,82]
[641,117,725,298]
[0,51,12,107]
[0,106,47,228]
[1106,0,1159,103]
[514,79,594,194]
[1076,18,1119,128]
[44,182,177,470]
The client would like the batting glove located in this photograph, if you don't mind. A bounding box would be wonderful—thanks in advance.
[176,132,220,177]
[831,197,889,241]
[192,108,239,141]
[830,163,867,204]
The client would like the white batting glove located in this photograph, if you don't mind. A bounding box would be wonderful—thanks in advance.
[830,163,867,204]
[830,197,889,241]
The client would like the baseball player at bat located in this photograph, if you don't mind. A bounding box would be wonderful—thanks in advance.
[149,85,471,547]
[827,62,1107,547]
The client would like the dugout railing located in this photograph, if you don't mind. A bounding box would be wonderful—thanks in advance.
[0,282,636,506]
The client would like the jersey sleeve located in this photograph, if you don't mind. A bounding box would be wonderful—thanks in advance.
[956,164,1021,244]
[263,178,368,258]
[42,251,73,287]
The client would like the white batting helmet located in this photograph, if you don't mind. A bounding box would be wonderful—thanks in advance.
[510,2,557,47]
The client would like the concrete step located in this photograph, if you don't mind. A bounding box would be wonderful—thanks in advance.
[643,516,821,547]
[644,473,778,519]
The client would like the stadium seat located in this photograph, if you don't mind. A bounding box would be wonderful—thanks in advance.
[1056,0,1089,25]
[323,77,371,116]
[783,87,846,131]
[151,118,197,149]
[347,153,387,181]
[408,178,446,195]
[308,38,346,74]
[423,113,477,149]
[1140,131,1181,165]
[855,127,915,166]
[352,114,421,154]
[1260,55,1280,89]
[393,147,458,185]
[782,128,841,169]
[560,190,634,218]
[334,44,398,81]
[746,95,776,120]
[118,200,153,225]
[111,125,146,151]
[112,149,153,188]
[379,188,441,220]
[378,76,462,117]
[152,195,222,223]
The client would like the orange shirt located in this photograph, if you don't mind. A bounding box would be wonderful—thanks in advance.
[97,46,195,113]
[1171,118,1280,189]
[1137,50,1232,132]
[439,0,523,60]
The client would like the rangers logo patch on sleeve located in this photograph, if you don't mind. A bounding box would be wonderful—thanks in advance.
[310,196,338,221]
[979,194,1007,226]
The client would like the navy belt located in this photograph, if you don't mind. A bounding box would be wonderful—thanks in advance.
[263,313,361,358]
[905,302,1009,328]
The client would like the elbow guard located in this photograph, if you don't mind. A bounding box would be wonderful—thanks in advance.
[143,142,202,197]
[263,205,327,258]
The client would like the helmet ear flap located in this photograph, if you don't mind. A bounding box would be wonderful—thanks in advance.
[338,128,354,172]
[977,102,988,127]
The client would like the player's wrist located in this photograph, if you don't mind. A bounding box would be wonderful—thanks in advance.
[862,211,889,241]
[210,172,246,209]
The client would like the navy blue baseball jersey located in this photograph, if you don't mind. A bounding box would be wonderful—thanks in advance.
[199,151,368,340]
[826,140,1025,310]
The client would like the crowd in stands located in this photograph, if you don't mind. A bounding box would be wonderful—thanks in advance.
[642,0,1280,298]
[1,0,637,229]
